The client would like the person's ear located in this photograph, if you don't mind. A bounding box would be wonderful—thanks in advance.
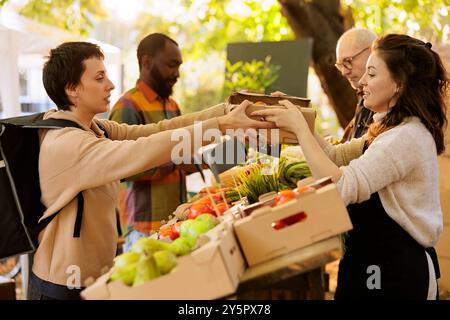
[141,54,152,70]
[65,86,76,98]
[65,86,78,104]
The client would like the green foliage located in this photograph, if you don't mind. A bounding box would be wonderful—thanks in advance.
[223,55,281,98]
[128,0,294,111]
[344,0,449,42]
[178,88,224,115]
[18,0,107,36]
[5,0,448,121]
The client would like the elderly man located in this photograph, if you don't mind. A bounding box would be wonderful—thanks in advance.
[335,28,377,141]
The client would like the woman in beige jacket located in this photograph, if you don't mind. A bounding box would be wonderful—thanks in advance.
[29,41,273,300]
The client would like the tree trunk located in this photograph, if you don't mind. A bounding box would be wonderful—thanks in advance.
[278,0,357,128]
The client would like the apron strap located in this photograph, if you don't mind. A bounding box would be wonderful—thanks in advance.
[425,247,440,279]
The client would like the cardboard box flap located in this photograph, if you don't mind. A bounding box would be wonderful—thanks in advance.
[189,238,221,264]
[228,92,310,108]
[297,176,333,189]
[81,272,113,299]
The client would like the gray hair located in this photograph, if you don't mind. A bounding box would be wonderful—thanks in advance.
[339,27,377,48]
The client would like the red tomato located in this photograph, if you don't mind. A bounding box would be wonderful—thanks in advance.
[274,189,296,206]
[196,194,224,204]
[293,186,315,194]
[159,224,180,240]
[188,202,215,219]
[170,221,183,240]
[213,202,230,216]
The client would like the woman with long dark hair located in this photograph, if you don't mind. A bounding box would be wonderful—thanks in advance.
[253,34,448,299]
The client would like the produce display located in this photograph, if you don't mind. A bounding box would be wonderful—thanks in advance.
[110,147,313,289]
[109,213,219,286]
[233,157,311,203]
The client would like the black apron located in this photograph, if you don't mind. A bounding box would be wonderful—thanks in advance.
[335,192,440,300]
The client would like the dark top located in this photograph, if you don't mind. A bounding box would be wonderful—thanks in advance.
[341,97,374,142]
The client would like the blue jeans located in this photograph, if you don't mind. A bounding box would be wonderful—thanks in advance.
[123,230,148,253]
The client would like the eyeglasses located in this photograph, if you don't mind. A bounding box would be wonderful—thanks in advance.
[335,47,370,72]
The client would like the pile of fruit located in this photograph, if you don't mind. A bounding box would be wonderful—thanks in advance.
[110,213,219,286]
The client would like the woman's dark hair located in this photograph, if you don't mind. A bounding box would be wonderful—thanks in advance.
[137,33,178,70]
[367,34,448,154]
[43,42,104,110]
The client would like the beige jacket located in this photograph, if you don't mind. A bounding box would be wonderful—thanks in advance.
[33,103,226,287]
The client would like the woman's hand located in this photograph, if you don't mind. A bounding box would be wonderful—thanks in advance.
[218,99,277,133]
[250,99,308,134]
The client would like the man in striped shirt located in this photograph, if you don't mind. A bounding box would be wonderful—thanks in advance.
[109,33,186,251]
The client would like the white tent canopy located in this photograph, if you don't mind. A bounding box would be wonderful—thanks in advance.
[0,9,122,118]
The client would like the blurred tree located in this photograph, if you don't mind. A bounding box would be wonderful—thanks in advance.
[1,0,448,125]
[349,0,449,42]
[278,0,449,127]
[1,0,107,36]
[125,0,295,113]
[124,0,449,124]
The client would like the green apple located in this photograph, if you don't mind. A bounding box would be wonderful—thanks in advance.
[179,220,195,238]
[168,237,192,256]
[113,252,140,270]
[110,263,138,286]
[153,250,177,275]
[131,237,170,255]
[188,220,210,237]
[185,233,198,249]
[133,254,161,286]
[184,220,210,248]
[195,214,218,230]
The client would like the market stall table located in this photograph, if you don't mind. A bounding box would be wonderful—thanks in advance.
[235,235,343,299]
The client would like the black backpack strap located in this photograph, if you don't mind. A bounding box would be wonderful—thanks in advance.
[73,193,84,238]
[26,118,84,238]
[115,208,122,237]
[96,121,109,139]
[29,118,108,239]
[25,118,82,130]
[35,193,84,238]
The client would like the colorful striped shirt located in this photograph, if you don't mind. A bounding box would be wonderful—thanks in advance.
[109,80,186,235]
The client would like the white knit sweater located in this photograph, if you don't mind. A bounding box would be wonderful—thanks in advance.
[324,116,443,248]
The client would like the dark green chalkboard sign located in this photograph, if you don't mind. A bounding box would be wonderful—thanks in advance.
[226,39,313,97]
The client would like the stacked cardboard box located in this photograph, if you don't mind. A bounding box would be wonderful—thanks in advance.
[81,220,245,300]
[233,179,352,266]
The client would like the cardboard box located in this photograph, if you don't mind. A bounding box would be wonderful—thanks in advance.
[81,221,245,300]
[228,92,310,108]
[228,92,315,144]
[233,181,352,266]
